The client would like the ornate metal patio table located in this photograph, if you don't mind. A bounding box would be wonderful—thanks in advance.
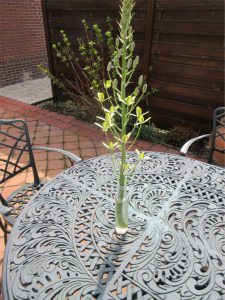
[2,152,225,300]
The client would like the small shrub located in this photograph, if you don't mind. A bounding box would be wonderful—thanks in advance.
[125,116,166,144]
[165,125,204,152]
[139,123,167,144]
[38,19,116,120]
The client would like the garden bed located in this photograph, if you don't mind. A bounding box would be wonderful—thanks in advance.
[37,99,208,158]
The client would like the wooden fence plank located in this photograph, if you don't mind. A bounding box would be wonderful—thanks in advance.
[150,97,213,119]
[47,0,147,10]
[143,0,155,78]
[156,0,224,9]
[151,42,224,60]
[156,0,224,7]
[153,62,224,82]
[153,74,222,90]
[162,10,224,21]
[158,34,223,47]
[150,80,224,105]
[158,54,224,69]
[154,21,223,35]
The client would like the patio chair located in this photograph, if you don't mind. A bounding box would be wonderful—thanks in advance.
[0,119,82,243]
[180,107,225,165]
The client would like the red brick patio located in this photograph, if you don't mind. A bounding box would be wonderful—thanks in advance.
[0,96,205,298]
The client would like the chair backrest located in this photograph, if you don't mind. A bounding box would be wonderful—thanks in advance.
[209,107,225,165]
[0,119,40,187]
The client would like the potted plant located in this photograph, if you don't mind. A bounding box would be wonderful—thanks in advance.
[95,0,150,234]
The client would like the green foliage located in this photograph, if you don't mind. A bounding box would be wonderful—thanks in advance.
[139,124,167,143]
[37,65,65,90]
[77,18,116,94]
[38,28,99,116]
[126,116,166,144]
[38,19,116,119]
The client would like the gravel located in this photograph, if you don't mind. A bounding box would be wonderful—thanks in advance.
[0,77,52,104]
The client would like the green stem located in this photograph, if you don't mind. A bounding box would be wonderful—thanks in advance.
[128,124,142,151]
[119,42,127,187]
[116,185,128,231]
[116,27,128,233]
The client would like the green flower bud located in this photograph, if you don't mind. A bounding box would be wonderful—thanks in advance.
[105,113,111,123]
[107,62,112,72]
[118,49,122,57]
[138,75,144,86]
[138,115,144,123]
[127,58,132,69]
[116,38,119,47]
[110,106,115,113]
[104,80,112,89]
[113,79,118,89]
[82,19,88,29]
[139,152,145,159]
[142,83,148,93]
[133,56,139,68]
[97,92,105,102]
[136,106,142,117]
[93,24,99,31]
[134,87,140,96]
[123,163,130,174]
[108,142,115,150]
[102,122,109,132]
[131,42,135,52]
[152,87,158,94]
[126,95,135,106]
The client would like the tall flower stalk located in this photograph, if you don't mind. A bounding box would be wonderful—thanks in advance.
[96,0,150,234]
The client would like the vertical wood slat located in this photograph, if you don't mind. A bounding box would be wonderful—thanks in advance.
[143,0,155,80]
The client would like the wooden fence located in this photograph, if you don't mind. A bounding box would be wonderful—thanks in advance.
[42,0,224,130]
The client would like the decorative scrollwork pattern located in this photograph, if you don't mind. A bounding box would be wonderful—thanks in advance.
[3,152,225,300]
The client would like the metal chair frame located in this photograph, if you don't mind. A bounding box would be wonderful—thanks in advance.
[180,107,225,164]
[0,119,81,242]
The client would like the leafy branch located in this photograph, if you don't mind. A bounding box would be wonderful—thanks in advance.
[38,19,116,118]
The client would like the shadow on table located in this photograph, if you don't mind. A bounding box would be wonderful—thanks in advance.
[94,234,125,300]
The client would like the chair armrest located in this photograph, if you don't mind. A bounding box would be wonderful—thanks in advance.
[0,205,13,216]
[32,146,82,163]
[180,134,211,156]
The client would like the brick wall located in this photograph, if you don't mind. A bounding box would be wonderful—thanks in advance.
[0,0,48,87]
